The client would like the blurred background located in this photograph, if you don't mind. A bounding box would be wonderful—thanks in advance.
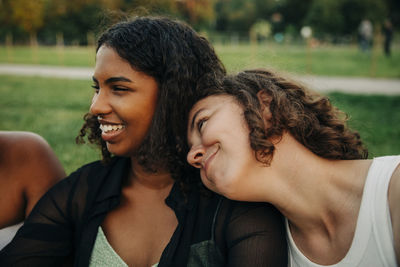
[0,0,399,76]
[0,0,399,174]
[0,0,399,47]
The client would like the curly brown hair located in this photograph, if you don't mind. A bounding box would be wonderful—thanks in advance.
[195,69,368,165]
[76,16,225,183]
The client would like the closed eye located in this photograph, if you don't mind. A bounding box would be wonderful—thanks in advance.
[197,117,208,132]
[112,86,129,92]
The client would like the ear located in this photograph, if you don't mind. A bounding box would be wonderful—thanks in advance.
[256,91,272,121]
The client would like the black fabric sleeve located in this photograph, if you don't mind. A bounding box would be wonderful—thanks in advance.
[215,199,288,267]
[0,167,87,266]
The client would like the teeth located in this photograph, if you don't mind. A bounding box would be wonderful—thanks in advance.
[100,124,125,133]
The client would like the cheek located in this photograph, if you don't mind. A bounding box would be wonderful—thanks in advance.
[120,99,155,124]
[200,129,217,147]
[136,98,158,125]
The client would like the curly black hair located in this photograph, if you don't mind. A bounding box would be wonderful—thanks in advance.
[77,16,226,184]
[194,68,368,165]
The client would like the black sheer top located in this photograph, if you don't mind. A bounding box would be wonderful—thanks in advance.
[0,157,287,266]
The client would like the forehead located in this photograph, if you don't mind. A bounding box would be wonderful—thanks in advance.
[96,45,122,63]
[188,94,244,126]
[190,94,235,112]
[94,45,157,84]
[94,46,133,74]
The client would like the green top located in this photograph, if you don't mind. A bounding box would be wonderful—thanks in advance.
[89,227,158,267]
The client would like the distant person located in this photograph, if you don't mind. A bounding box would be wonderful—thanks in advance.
[383,19,394,57]
[186,69,400,266]
[358,19,373,52]
[0,131,65,249]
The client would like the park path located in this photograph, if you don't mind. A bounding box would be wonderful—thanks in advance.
[0,63,400,95]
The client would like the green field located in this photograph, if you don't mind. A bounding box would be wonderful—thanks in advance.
[0,46,96,67]
[0,75,399,174]
[0,75,99,174]
[215,43,400,78]
[0,43,399,78]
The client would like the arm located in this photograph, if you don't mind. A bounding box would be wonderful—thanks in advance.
[389,163,400,264]
[0,131,65,228]
[19,132,66,217]
[216,200,288,266]
[0,170,80,266]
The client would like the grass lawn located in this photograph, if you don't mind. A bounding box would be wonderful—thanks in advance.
[0,46,96,67]
[329,93,400,158]
[215,43,400,78]
[0,75,99,174]
[0,43,399,78]
[1,75,399,174]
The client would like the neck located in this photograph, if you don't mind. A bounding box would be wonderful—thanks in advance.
[128,158,174,191]
[253,134,370,237]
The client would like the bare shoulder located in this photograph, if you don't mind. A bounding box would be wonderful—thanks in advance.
[2,131,53,156]
[1,131,49,157]
[8,131,66,190]
[388,159,400,264]
[0,131,66,217]
[1,131,65,175]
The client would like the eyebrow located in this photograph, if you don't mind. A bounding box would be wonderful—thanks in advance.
[92,76,133,84]
[189,108,205,132]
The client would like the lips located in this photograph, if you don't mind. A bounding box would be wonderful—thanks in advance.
[99,124,125,133]
[98,121,126,142]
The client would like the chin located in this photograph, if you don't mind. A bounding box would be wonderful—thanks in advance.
[202,183,237,201]
[201,177,219,194]
[218,189,236,200]
[216,181,244,201]
[106,146,128,157]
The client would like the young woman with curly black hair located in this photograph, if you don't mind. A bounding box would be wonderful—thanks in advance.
[0,18,287,267]
[187,69,400,267]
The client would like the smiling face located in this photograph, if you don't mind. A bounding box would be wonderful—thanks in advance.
[187,94,260,198]
[90,45,159,157]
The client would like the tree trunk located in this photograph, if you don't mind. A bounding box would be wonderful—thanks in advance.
[30,31,38,46]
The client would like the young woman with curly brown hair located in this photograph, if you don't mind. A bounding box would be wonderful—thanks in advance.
[0,19,288,266]
[187,69,400,267]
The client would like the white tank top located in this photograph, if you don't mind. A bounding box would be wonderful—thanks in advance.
[286,156,400,267]
[0,222,23,250]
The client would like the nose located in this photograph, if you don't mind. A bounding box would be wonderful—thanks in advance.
[187,145,205,168]
[90,89,111,116]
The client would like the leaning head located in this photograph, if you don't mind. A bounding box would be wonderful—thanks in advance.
[77,16,226,181]
[186,69,368,193]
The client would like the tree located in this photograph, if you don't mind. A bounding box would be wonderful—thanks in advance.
[42,0,124,45]
[305,0,345,37]
[214,0,287,34]
[214,0,257,32]
[0,1,11,33]
[10,0,47,45]
[305,0,388,39]
[277,0,313,32]
[386,0,400,27]
[175,0,215,30]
